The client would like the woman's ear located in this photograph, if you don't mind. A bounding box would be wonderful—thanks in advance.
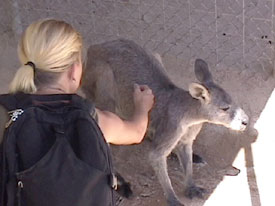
[67,62,82,92]
[189,83,210,104]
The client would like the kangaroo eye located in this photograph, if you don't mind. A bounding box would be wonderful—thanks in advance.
[221,106,230,111]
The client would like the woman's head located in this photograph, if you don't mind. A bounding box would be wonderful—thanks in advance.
[10,19,83,94]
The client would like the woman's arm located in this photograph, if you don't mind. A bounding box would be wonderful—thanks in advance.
[95,84,154,145]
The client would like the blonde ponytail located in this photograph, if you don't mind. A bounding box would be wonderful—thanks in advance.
[9,64,36,93]
[9,19,83,93]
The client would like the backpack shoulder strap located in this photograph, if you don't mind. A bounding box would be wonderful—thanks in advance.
[0,95,10,206]
[91,109,98,123]
[0,93,22,111]
[0,93,26,144]
[0,105,8,144]
[70,94,98,122]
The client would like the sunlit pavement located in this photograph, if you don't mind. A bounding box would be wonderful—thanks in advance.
[205,89,275,206]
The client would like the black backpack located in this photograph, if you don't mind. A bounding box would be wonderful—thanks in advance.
[0,93,116,206]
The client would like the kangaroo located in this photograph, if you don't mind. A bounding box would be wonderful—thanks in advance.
[81,39,249,206]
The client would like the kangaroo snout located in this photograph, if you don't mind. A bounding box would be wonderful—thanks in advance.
[230,108,249,131]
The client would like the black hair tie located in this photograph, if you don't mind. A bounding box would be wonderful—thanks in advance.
[25,61,36,70]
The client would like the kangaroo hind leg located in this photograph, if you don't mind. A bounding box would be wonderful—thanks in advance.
[174,124,206,199]
[149,150,184,206]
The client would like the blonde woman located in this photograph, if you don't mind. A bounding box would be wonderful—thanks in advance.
[0,19,154,206]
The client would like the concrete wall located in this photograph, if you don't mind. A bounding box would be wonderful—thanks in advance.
[1,0,275,73]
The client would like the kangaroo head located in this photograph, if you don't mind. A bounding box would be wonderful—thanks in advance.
[189,59,249,131]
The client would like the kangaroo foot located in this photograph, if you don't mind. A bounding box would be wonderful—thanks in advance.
[167,198,185,206]
[184,185,206,199]
[192,153,206,164]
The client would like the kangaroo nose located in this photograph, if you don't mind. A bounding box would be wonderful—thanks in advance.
[242,120,248,126]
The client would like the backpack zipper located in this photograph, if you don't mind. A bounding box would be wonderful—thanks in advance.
[17,180,23,206]
[5,109,24,128]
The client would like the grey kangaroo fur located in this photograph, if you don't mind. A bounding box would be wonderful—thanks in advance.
[81,39,249,206]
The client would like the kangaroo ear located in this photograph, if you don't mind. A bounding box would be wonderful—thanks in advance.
[194,59,213,83]
[153,52,164,67]
[189,83,210,104]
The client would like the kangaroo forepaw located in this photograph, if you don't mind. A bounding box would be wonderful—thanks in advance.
[184,186,206,199]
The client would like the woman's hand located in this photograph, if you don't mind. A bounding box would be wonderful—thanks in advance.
[133,84,154,114]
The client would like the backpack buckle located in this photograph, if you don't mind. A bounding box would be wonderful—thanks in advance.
[111,173,118,190]
[5,109,24,128]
